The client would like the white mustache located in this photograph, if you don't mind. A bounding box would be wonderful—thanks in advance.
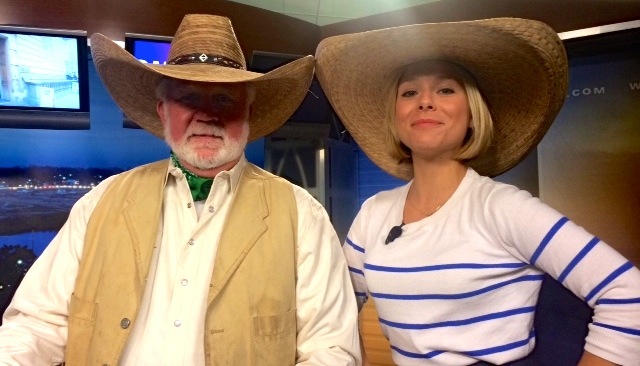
[186,124,226,138]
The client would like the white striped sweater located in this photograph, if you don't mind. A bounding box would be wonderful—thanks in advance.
[344,168,640,365]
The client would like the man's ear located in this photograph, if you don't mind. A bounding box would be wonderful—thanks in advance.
[156,100,166,126]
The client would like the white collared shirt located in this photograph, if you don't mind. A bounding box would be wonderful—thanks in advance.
[0,156,361,365]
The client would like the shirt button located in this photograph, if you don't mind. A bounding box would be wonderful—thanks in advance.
[120,318,131,329]
[181,279,188,286]
[208,206,214,213]
[187,202,192,208]
[174,320,182,327]
[188,239,195,246]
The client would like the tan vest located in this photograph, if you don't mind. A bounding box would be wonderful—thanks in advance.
[66,160,298,366]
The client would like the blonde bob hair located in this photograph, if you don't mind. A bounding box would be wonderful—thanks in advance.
[384,60,494,164]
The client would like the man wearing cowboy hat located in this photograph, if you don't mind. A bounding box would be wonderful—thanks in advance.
[0,14,361,365]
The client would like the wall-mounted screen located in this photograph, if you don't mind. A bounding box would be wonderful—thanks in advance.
[124,33,172,65]
[0,25,90,129]
[122,33,172,129]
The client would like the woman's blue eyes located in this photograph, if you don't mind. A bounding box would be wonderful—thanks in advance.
[399,87,456,97]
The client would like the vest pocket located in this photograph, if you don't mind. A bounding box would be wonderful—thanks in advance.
[67,293,98,363]
[69,292,97,323]
[253,307,296,339]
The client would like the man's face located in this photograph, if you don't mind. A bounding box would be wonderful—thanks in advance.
[157,80,252,175]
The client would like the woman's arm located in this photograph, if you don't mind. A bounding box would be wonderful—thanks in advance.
[578,351,618,366]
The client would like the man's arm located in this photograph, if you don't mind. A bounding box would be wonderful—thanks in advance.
[291,186,361,365]
[0,175,115,364]
[0,217,81,363]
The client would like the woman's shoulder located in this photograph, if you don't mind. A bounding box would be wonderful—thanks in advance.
[361,182,410,209]
[466,168,531,199]
[452,169,543,222]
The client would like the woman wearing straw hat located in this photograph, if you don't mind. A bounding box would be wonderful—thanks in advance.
[316,18,640,366]
[0,14,360,365]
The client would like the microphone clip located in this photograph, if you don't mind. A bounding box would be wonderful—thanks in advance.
[384,223,405,245]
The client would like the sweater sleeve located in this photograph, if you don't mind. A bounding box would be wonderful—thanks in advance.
[486,185,640,365]
[343,204,371,310]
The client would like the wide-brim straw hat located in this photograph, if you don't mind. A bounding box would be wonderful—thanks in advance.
[315,17,568,179]
[90,14,314,141]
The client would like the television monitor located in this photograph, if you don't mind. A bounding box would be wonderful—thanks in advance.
[124,33,172,65]
[122,33,172,129]
[0,25,90,129]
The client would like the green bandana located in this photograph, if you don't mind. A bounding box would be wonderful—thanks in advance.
[171,152,213,201]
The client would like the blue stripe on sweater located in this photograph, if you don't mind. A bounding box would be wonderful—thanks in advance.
[391,330,536,359]
[464,330,536,357]
[345,237,364,253]
[348,266,364,276]
[530,217,569,265]
[391,346,444,360]
[586,262,634,302]
[364,262,526,272]
[371,274,544,300]
[558,236,600,283]
[593,322,640,336]
[379,306,535,330]
[596,297,640,305]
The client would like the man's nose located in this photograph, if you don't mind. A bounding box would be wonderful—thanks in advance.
[194,104,222,123]
[194,99,223,121]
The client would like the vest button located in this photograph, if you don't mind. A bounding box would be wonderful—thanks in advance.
[120,318,131,329]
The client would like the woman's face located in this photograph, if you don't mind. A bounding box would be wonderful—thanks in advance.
[394,61,471,162]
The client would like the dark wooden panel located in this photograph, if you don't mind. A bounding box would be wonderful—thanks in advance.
[0,0,320,61]
[321,0,640,37]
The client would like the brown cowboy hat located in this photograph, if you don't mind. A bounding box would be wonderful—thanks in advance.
[315,17,568,179]
[90,14,315,141]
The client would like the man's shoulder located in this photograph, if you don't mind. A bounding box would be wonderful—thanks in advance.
[106,159,169,185]
[122,159,169,176]
[243,163,289,184]
[242,163,322,210]
[98,159,168,196]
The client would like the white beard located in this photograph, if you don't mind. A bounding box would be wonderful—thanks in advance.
[164,120,249,171]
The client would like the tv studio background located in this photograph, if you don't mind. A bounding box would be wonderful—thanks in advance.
[1,1,639,364]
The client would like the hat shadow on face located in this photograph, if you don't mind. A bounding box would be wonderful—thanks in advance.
[315,17,568,179]
[91,14,315,142]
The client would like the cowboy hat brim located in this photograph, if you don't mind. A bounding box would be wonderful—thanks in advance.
[315,17,568,179]
[91,33,315,141]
